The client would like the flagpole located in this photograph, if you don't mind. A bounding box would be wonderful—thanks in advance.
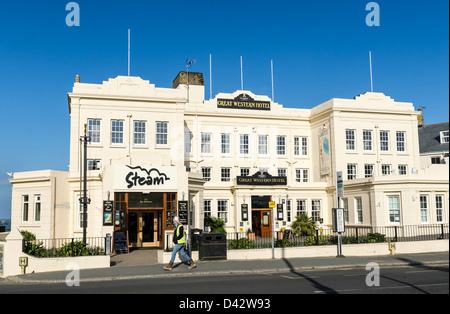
[128,29,131,76]
[240,56,243,90]
[369,51,373,92]
[210,53,212,99]
[271,59,274,101]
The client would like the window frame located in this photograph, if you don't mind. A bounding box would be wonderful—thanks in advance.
[22,195,29,222]
[355,197,363,224]
[201,132,212,154]
[258,135,268,155]
[296,199,307,217]
[435,194,445,223]
[363,129,373,151]
[364,164,374,178]
[221,167,231,182]
[240,168,250,176]
[286,199,292,223]
[347,163,357,180]
[440,130,449,144]
[221,133,231,154]
[396,131,406,152]
[295,169,309,182]
[276,135,286,156]
[87,119,101,145]
[346,129,356,151]
[111,119,124,145]
[293,136,308,156]
[398,164,407,175]
[184,129,192,154]
[380,130,390,152]
[133,120,147,146]
[201,167,212,181]
[217,199,229,224]
[387,195,401,224]
[34,194,41,222]
[240,134,249,155]
[203,200,212,218]
[420,194,429,224]
[155,121,168,146]
[381,164,391,176]
[277,168,287,177]
[311,199,322,222]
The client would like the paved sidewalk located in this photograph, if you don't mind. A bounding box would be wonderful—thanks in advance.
[6,251,448,284]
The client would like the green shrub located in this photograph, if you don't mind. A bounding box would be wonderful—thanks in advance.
[275,238,292,247]
[304,235,333,246]
[204,216,227,234]
[228,238,255,249]
[364,232,386,243]
[20,230,104,257]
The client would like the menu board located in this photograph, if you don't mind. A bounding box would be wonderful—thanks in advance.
[113,230,129,253]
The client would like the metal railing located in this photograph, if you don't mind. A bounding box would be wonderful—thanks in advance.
[225,223,449,250]
[23,237,108,257]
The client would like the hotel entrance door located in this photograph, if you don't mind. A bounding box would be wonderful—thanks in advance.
[251,210,271,237]
[128,211,161,248]
[251,196,272,237]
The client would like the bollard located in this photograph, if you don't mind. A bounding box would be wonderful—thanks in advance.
[388,242,396,255]
[19,257,28,274]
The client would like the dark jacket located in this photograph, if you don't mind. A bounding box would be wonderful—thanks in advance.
[173,224,185,244]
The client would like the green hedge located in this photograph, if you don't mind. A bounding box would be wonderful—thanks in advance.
[21,230,105,257]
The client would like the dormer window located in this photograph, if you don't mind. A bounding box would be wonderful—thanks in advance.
[440,130,449,143]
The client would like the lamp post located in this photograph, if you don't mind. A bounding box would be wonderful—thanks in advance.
[80,124,91,244]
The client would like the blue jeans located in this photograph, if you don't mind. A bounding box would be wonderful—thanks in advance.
[170,243,191,263]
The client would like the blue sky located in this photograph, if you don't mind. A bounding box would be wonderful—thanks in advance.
[0,0,448,218]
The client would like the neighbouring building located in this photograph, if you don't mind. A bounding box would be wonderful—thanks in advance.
[9,72,449,250]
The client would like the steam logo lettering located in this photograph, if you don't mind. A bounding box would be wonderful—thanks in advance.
[125,166,170,188]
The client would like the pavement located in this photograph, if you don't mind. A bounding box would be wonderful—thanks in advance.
[4,250,449,284]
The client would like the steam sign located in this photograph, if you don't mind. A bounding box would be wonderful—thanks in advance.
[114,165,177,191]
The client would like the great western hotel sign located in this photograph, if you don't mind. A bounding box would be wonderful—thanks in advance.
[237,171,287,185]
[114,165,177,191]
[217,93,270,111]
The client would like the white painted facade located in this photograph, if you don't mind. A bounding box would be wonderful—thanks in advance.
[9,73,449,249]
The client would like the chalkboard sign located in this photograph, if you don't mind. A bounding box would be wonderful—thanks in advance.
[113,230,129,254]
[283,229,293,240]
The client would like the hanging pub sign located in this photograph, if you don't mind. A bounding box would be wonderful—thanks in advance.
[217,93,271,111]
[277,204,284,220]
[178,201,188,225]
[241,204,249,221]
[237,171,287,186]
[103,200,114,226]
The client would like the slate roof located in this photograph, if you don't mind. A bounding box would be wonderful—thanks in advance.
[418,122,449,154]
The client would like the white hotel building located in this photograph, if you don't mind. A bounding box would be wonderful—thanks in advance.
[9,72,449,250]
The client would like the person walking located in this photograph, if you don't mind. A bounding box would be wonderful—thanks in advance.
[163,216,196,271]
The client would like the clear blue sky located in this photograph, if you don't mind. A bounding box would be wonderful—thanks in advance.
[0,0,448,218]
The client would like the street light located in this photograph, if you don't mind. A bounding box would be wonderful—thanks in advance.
[80,124,91,244]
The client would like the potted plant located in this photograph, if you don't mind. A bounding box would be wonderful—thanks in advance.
[204,216,226,234]
[246,228,255,240]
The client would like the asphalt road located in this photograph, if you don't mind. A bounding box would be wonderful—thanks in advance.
[0,263,448,295]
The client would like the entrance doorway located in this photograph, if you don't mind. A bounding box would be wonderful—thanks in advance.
[251,195,272,237]
[128,210,161,248]
[115,192,177,250]
[251,210,271,237]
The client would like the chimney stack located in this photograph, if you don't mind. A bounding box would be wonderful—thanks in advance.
[417,108,424,127]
